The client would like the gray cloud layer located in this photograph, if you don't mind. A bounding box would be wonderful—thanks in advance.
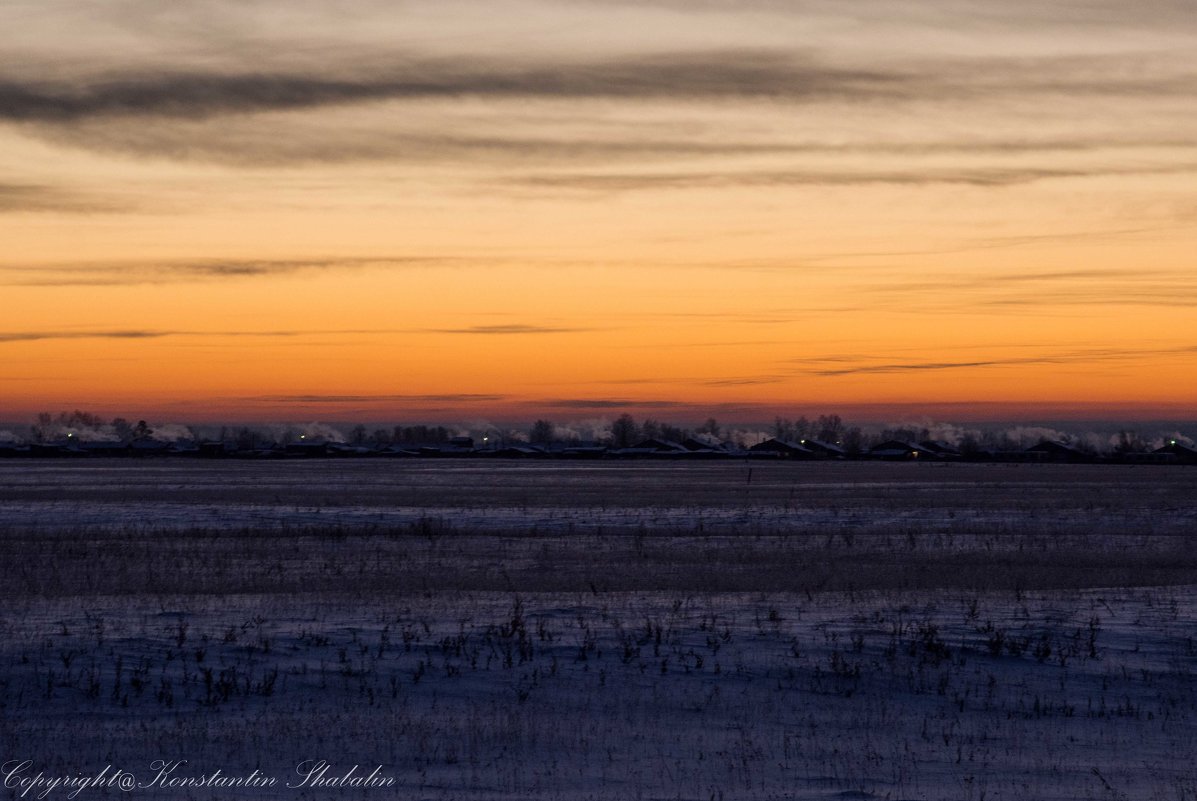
[0,51,902,123]
[1,49,1190,136]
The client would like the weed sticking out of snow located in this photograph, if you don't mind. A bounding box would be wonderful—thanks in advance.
[2,461,1197,799]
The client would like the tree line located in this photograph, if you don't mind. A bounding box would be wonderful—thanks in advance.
[15,408,1189,457]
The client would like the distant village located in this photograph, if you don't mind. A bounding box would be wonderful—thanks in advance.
[2,410,1195,465]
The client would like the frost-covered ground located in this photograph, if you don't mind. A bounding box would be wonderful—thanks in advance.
[2,460,1196,800]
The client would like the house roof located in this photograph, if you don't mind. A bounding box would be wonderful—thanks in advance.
[749,438,812,454]
[631,438,688,452]
[1026,440,1085,455]
[801,438,846,455]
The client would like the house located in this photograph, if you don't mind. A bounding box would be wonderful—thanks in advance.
[1154,441,1197,465]
[627,438,690,456]
[982,449,1048,463]
[748,439,814,458]
[679,435,741,458]
[0,440,28,458]
[800,438,847,459]
[492,444,546,458]
[415,437,476,457]
[868,440,934,460]
[31,439,85,457]
[129,439,172,456]
[327,443,374,457]
[1025,440,1093,463]
[681,434,735,453]
[560,444,608,458]
[378,444,420,458]
[198,440,231,458]
[80,440,128,457]
[285,438,332,457]
[169,441,200,457]
[919,440,961,460]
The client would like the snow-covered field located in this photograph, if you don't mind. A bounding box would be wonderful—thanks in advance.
[2,460,1196,799]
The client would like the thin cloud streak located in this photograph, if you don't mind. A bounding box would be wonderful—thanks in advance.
[0,182,130,213]
[0,256,458,286]
[544,399,689,409]
[0,325,595,344]
[428,325,594,335]
[32,119,1195,168]
[0,328,405,344]
[0,330,169,344]
[801,345,1197,376]
[513,163,1197,193]
[245,394,508,404]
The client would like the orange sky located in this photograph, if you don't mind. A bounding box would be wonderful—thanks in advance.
[2,1,1195,424]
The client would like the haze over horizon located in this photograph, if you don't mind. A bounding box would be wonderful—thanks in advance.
[3,0,1195,421]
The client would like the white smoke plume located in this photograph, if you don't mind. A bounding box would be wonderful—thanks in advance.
[147,423,196,442]
[1152,432,1194,449]
[1001,426,1070,448]
[727,429,772,447]
[58,424,122,443]
[300,422,346,443]
[261,422,347,443]
[878,419,982,447]
[550,418,615,443]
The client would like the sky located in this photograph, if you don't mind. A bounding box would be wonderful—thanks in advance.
[1,0,1195,424]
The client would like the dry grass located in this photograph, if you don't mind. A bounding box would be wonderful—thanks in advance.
[2,460,1197,799]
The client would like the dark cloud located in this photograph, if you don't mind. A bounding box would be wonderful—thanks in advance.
[578,0,1197,30]
[0,328,412,344]
[0,51,900,124]
[813,357,1058,376]
[0,182,130,213]
[0,330,167,343]
[4,42,1192,174]
[0,325,602,345]
[247,394,507,404]
[801,345,1197,376]
[429,325,592,335]
[24,115,1197,167]
[980,292,1197,309]
[543,398,689,409]
[2,46,1189,127]
[702,375,787,386]
[22,126,827,167]
[0,256,451,286]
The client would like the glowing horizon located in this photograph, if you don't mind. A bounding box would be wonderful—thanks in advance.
[3,1,1195,424]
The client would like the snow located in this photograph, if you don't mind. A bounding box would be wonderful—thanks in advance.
[2,460,1196,799]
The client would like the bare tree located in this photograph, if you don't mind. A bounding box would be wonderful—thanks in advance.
[816,414,844,443]
[611,414,639,448]
[530,419,554,445]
